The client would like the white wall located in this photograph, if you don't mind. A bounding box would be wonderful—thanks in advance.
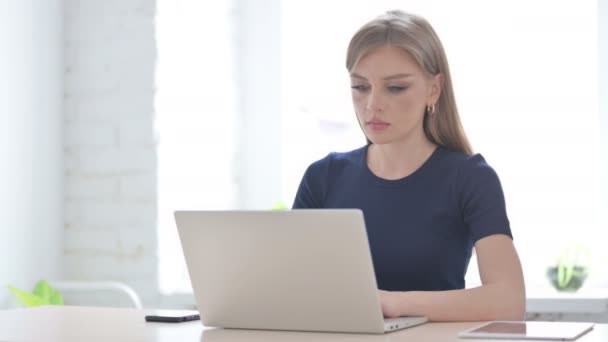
[0,0,63,308]
[63,0,158,307]
[600,0,608,242]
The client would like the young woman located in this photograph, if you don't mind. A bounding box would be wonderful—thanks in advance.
[292,10,525,321]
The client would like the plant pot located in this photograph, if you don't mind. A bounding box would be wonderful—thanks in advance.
[546,265,588,292]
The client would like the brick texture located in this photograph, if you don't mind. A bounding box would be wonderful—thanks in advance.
[64,0,158,307]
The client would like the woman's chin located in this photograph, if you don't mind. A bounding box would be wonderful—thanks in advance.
[367,136,393,145]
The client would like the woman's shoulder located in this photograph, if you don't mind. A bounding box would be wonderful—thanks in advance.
[438,146,493,170]
[309,145,367,168]
[303,146,366,180]
[437,146,501,186]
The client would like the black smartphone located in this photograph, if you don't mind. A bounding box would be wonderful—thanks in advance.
[145,310,200,323]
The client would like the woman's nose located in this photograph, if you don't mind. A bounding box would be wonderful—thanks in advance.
[366,90,385,113]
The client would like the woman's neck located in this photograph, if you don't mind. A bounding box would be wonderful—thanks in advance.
[367,138,437,180]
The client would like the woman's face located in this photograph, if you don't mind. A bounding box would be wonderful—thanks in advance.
[350,45,440,145]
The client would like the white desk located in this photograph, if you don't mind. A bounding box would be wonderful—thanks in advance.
[0,306,607,342]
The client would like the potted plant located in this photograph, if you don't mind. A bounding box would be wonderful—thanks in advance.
[546,244,590,292]
[271,201,288,210]
[7,280,64,307]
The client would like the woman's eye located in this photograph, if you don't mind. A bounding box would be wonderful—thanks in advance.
[387,86,407,93]
[351,85,369,92]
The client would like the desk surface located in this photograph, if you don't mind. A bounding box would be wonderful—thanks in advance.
[0,306,606,342]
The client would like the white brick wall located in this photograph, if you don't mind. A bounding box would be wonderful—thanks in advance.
[64,0,158,307]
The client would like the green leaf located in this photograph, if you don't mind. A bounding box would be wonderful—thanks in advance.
[49,290,64,305]
[33,280,52,303]
[271,201,288,211]
[32,280,64,305]
[557,263,566,288]
[7,286,45,307]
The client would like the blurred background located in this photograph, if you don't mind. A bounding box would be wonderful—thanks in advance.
[1,0,607,312]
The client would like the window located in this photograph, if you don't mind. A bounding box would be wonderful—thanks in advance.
[155,0,238,294]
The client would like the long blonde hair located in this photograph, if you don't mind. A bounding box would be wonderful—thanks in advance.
[346,10,472,155]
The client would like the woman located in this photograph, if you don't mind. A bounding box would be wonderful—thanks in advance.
[292,10,525,321]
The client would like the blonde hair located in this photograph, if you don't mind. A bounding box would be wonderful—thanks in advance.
[346,10,472,155]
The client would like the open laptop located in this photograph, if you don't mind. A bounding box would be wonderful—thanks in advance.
[174,209,428,334]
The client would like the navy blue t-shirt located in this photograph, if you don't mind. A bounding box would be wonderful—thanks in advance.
[292,145,512,292]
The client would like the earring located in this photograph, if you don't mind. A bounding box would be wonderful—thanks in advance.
[426,104,436,115]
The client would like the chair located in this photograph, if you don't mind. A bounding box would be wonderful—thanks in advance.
[50,281,142,309]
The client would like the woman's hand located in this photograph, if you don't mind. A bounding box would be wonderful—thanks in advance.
[378,290,402,318]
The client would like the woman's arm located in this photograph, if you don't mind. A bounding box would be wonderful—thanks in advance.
[380,234,526,321]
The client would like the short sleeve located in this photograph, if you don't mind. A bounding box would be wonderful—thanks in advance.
[456,154,512,243]
[292,154,331,209]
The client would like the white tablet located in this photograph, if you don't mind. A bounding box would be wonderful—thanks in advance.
[458,321,594,341]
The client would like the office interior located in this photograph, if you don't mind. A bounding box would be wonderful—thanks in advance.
[1,0,608,323]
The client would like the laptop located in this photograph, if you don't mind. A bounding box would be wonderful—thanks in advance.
[174,209,428,334]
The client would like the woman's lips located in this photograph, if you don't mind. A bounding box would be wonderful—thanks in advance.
[366,119,390,131]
